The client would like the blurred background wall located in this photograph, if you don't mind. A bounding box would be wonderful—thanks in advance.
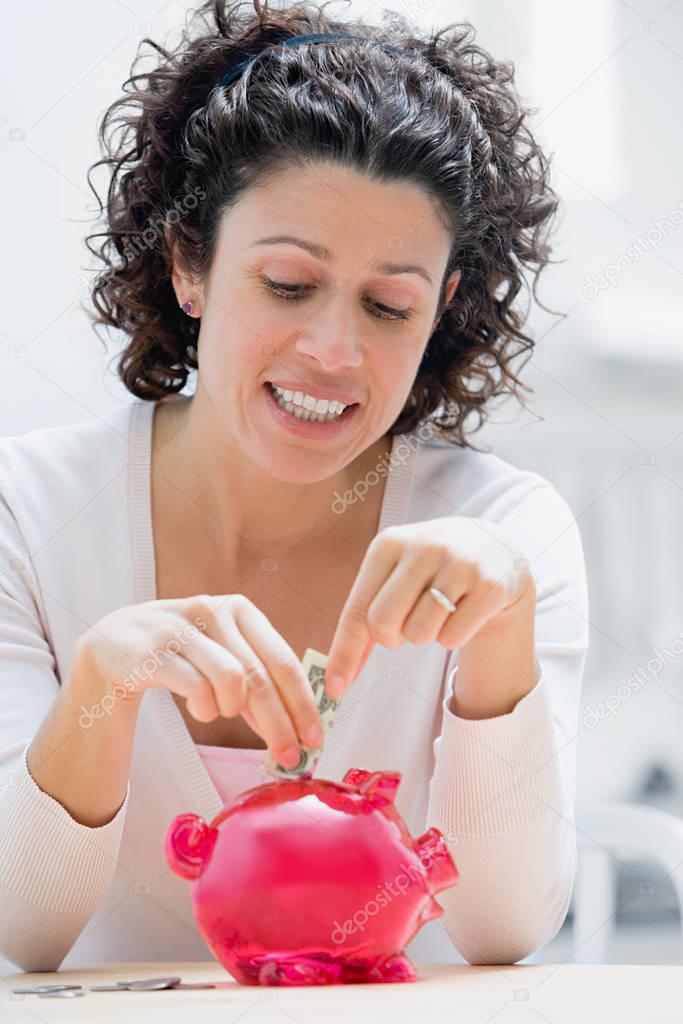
[2,0,682,964]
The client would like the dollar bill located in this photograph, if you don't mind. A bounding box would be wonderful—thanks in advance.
[262,647,340,778]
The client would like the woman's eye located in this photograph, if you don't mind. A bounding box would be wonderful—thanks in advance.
[262,279,411,322]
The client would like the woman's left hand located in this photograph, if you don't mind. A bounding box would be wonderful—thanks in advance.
[325,517,534,700]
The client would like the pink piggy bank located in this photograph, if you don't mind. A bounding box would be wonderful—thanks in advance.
[164,767,459,986]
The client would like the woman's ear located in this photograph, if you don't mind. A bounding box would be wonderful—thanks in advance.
[164,225,203,315]
[433,268,462,330]
[444,268,461,309]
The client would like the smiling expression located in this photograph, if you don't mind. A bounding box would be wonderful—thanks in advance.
[172,160,461,482]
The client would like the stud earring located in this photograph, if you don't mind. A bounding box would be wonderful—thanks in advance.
[180,301,193,316]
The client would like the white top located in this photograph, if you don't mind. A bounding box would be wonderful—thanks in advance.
[195,743,267,808]
[0,397,589,972]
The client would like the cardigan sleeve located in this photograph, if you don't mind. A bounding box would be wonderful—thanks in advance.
[0,484,130,972]
[426,480,589,965]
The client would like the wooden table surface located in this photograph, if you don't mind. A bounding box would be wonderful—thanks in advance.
[2,960,680,1021]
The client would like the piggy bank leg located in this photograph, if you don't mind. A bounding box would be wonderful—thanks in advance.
[365,952,417,983]
[233,951,417,986]
[233,953,343,986]
[256,953,416,986]
[336,952,417,984]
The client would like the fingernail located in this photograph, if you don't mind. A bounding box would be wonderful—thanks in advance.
[280,747,301,768]
[304,724,323,748]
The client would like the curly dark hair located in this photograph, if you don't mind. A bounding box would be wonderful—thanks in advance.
[84,0,563,448]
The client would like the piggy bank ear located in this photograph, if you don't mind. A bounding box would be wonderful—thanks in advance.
[342,768,373,789]
[342,768,401,803]
[164,813,218,880]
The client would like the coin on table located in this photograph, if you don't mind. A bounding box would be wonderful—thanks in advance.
[90,976,181,992]
[38,990,85,998]
[126,976,182,990]
[172,982,218,989]
[90,984,135,991]
[13,984,82,994]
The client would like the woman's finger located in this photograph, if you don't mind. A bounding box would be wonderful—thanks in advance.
[241,706,262,737]
[233,599,324,749]
[326,531,402,698]
[401,563,471,647]
[178,629,248,721]
[182,595,321,763]
[435,572,510,648]
[97,639,215,718]
[213,614,306,764]
[364,547,444,648]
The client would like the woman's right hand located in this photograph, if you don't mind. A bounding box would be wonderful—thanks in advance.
[74,594,324,769]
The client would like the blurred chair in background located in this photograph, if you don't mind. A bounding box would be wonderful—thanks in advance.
[571,801,683,963]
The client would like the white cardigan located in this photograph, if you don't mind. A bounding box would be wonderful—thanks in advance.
[0,397,589,972]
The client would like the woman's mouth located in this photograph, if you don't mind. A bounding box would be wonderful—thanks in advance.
[263,381,359,438]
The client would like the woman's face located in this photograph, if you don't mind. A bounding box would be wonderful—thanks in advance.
[180,160,460,483]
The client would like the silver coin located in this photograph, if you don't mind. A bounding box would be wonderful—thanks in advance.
[126,975,182,990]
[172,982,218,989]
[38,989,85,998]
[13,984,82,994]
[90,983,135,991]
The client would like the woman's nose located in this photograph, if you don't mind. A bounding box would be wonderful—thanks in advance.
[293,304,364,371]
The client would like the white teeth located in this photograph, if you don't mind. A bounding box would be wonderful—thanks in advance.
[270,383,349,419]
[269,383,348,423]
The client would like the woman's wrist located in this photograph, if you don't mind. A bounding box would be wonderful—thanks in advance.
[448,583,539,720]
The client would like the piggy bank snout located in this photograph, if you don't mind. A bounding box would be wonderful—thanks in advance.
[416,826,459,894]
[164,812,218,880]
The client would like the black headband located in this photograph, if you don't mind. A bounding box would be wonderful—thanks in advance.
[218,32,414,91]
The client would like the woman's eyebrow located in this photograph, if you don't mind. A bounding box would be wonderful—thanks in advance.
[248,234,434,287]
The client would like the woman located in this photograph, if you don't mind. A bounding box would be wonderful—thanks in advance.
[0,0,588,973]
